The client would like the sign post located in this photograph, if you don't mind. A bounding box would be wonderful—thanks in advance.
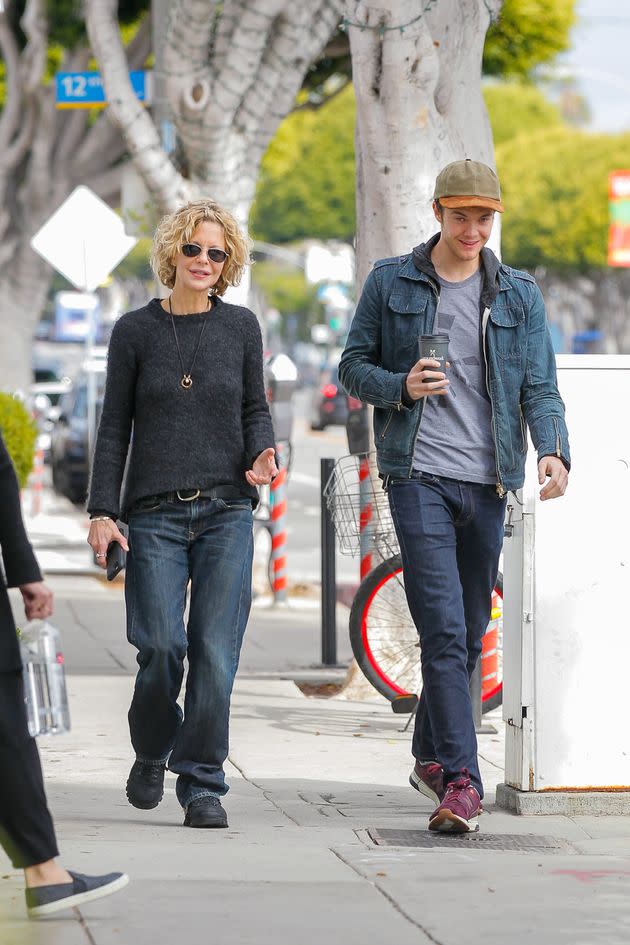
[31,187,138,456]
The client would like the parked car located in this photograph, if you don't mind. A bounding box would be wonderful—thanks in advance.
[50,364,105,504]
[31,357,72,408]
[310,363,350,431]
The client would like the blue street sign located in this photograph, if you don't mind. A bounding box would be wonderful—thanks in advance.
[55,71,148,109]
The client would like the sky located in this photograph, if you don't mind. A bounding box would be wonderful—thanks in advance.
[558,0,630,132]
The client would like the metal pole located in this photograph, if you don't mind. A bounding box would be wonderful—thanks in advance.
[470,658,483,732]
[358,452,374,580]
[270,442,288,603]
[152,0,170,132]
[320,457,337,666]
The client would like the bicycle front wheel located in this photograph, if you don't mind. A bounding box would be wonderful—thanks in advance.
[349,555,421,702]
[349,554,503,710]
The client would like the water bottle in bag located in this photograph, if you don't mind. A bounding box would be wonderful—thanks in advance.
[19,620,71,736]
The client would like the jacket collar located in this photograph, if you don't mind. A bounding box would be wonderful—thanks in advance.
[408,232,504,306]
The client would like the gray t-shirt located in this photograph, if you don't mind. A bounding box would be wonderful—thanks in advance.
[413,268,496,484]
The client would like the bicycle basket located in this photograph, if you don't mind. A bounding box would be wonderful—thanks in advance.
[323,453,398,555]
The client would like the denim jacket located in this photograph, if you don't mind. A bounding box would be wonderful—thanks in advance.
[339,234,570,495]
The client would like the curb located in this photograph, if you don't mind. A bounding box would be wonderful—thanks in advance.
[496,782,630,815]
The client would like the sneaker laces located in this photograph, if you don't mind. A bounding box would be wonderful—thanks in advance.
[444,770,472,795]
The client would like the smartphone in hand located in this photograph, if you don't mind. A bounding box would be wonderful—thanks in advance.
[106,523,128,581]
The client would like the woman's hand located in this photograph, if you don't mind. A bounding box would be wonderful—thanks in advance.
[245,447,278,486]
[19,581,54,621]
[87,518,129,570]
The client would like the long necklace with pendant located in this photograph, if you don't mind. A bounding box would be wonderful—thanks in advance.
[169,296,209,389]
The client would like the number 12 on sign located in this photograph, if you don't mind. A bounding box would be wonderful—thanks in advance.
[56,71,148,109]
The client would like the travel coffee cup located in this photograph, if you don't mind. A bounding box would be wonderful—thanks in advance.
[419,333,449,371]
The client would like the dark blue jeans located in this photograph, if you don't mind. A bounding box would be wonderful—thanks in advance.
[388,474,506,797]
[125,495,253,808]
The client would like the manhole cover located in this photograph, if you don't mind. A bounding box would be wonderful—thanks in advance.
[368,829,570,851]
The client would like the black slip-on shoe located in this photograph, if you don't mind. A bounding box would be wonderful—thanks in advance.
[184,796,228,828]
[26,871,129,918]
[126,760,166,809]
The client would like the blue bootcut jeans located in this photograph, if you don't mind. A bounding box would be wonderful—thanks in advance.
[125,494,253,809]
[387,473,506,798]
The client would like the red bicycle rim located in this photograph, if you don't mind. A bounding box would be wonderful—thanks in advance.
[360,565,503,704]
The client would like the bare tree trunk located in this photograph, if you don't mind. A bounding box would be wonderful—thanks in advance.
[86,0,344,303]
[340,0,503,700]
[346,0,503,288]
[0,3,144,391]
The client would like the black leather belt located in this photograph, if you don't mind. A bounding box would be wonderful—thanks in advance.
[132,486,246,510]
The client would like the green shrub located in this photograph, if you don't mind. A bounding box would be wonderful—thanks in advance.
[0,394,38,488]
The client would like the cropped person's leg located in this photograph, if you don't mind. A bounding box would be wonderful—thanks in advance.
[124,505,190,808]
[388,476,481,796]
[0,671,59,869]
[456,485,507,683]
[169,498,253,814]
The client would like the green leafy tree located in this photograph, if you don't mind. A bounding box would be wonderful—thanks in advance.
[483,80,562,146]
[251,84,356,244]
[497,127,630,270]
[483,0,576,78]
[0,394,38,488]
[252,261,323,340]
[252,79,566,243]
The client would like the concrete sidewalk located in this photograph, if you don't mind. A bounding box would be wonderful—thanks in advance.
[7,483,630,942]
[2,574,630,944]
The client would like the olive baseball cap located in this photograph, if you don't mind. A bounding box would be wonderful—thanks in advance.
[434,158,504,213]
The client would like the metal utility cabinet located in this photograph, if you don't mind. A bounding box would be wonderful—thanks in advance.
[498,355,630,813]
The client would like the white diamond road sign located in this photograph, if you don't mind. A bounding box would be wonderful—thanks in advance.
[30,186,138,291]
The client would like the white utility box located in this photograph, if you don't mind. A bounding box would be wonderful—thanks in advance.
[499,355,630,811]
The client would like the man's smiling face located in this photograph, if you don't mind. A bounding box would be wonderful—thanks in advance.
[433,203,495,264]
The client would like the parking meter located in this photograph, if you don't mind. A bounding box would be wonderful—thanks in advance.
[265,353,298,442]
[346,396,370,455]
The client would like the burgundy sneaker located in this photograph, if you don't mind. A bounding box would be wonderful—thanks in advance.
[409,761,444,805]
[428,770,482,833]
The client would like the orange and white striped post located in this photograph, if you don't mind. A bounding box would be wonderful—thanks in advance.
[30,445,45,517]
[270,443,288,602]
[358,453,374,580]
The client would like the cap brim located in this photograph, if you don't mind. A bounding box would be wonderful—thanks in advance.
[439,195,504,213]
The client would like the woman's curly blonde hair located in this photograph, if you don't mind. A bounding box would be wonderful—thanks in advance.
[150,199,250,295]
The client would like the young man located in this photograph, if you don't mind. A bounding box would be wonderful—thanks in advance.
[339,158,570,833]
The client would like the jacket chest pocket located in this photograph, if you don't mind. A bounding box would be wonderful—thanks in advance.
[489,304,525,360]
[386,291,429,369]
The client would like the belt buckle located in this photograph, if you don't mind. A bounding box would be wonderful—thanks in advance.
[177,489,200,502]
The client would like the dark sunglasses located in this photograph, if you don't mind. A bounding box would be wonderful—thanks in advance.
[182,243,229,263]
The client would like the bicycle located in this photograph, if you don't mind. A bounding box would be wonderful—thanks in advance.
[324,453,503,714]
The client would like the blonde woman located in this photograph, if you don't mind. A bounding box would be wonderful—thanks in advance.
[87,200,277,829]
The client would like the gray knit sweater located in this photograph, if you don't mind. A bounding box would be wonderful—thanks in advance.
[87,297,275,520]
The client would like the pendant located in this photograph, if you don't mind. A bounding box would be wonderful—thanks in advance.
[181,375,193,389]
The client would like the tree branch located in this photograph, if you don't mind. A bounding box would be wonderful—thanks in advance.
[209,0,239,78]
[2,103,36,171]
[163,0,219,79]
[239,0,344,136]
[72,19,151,170]
[127,13,152,69]
[54,48,92,165]
[211,0,287,113]
[20,0,48,95]
[0,12,23,151]
[85,0,190,213]
[84,162,128,203]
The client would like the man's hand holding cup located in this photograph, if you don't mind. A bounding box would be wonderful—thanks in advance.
[404,333,450,402]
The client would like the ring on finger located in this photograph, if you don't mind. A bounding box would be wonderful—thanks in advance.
[95,552,106,559]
